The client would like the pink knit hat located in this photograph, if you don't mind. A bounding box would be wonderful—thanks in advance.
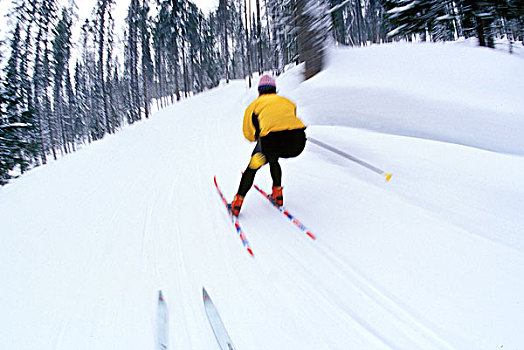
[258,74,276,92]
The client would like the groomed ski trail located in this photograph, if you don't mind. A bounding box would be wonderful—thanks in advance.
[1,78,523,350]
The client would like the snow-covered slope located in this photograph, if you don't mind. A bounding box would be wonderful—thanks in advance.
[286,42,524,155]
[1,43,523,350]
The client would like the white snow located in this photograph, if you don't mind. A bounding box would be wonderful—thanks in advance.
[1,42,523,350]
[387,2,416,16]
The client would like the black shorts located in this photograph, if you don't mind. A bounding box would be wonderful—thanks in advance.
[254,128,306,162]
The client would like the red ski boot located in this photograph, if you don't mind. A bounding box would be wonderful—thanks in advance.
[229,194,244,216]
[270,186,283,207]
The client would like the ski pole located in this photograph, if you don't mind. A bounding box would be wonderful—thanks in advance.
[308,137,393,182]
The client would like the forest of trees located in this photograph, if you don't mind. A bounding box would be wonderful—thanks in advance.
[1,0,522,185]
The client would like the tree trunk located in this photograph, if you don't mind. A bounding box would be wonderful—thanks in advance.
[355,0,365,45]
[182,43,189,98]
[141,2,150,119]
[199,16,205,90]
[171,0,181,100]
[256,0,263,73]
[99,0,111,133]
[224,6,230,83]
[244,0,252,87]
[296,0,329,79]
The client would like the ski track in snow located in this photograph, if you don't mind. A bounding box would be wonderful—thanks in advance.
[1,44,524,350]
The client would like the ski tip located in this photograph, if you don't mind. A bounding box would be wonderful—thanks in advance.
[203,287,210,301]
[247,247,254,257]
[385,173,392,182]
[306,232,316,240]
[158,290,165,302]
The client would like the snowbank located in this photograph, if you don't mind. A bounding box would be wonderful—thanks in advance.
[283,42,524,155]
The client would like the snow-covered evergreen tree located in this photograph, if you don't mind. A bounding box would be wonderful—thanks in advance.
[125,0,142,122]
[1,22,36,180]
[140,0,154,118]
[52,8,73,154]
[199,13,221,89]
[383,0,523,46]
[384,0,457,41]
[266,0,299,73]
[296,0,333,79]
[4,23,23,119]
[218,0,231,82]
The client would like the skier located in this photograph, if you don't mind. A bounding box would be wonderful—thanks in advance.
[230,75,307,216]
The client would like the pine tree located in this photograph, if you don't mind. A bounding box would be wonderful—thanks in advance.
[330,0,348,45]
[385,0,456,41]
[94,0,116,134]
[218,0,230,82]
[383,0,519,46]
[152,16,166,107]
[9,0,44,166]
[366,0,388,43]
[255,0,264,73]
[0,91,16,185]
[110,61,126,130]
[32,25,47,163]
[267,0,299,72]
[126,0,141,122]
[296,0,333,79]
[0,28,3,64]
[12,0,40,112]
[0,91,26,184]
[497,0,524,51]
[244,0,253,85]
[182,2,204,91]
[200,13,221,89]
[64,65,76,152]
[171,0,183,100]
[459,0,497,47]
[140,0,154,118]
[2,21,36,177]
[75,21,92,144]
[5,22,23,119]
[105,11,118,132]
[223,0,247,80]
[33,0,59,160]
[52,8,73,154]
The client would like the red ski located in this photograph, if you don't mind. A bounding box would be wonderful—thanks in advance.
[214,176,254,257]
[253,184,316,240]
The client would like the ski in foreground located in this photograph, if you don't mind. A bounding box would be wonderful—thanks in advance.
[214,176,254,257]
[203,288,236,350]
[253,183,316,240]
[156,291,168,350]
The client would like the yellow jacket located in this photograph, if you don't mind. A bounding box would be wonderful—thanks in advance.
[243,94,306,142]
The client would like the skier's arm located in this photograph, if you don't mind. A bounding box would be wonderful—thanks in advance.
[243,102,256,142]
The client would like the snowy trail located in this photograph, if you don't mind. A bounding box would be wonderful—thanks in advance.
[150,82,523,349]
[2,46,524,350]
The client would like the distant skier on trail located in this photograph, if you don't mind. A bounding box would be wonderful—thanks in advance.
[229,75,307,216]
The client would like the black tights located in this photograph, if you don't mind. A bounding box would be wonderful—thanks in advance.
[237,128,305,197]
[237,161,282,197]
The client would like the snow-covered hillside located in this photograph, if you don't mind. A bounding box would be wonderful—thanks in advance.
[1,42,523,350]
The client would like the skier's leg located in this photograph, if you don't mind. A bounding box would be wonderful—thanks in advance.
[263,130,304,207]
[236,141,267,195]
[269,161,282,187]
[237,167,257,197]
[267,157,283,206]
[231,143,268,215]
